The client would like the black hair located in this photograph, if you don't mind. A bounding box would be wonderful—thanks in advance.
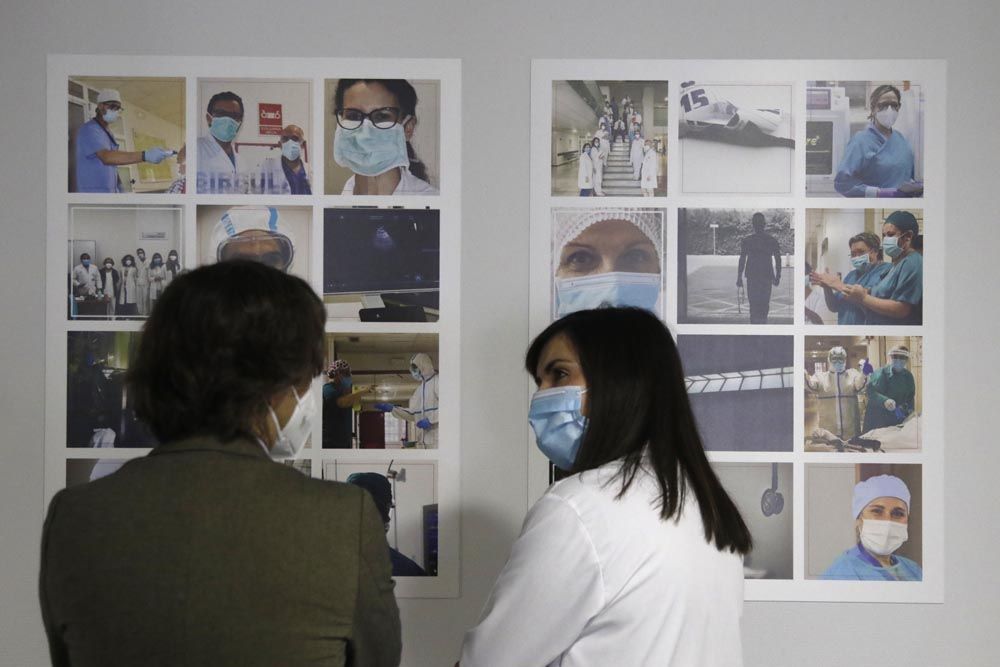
[121,254,135,266]
[80,253,90,261]
[525,307,752,554]
[334,79,428,181]
[206,91,245,117]
[885,210,920,236]
[868,84,902,121]
[128,260,325,444]
[751,212,766,231]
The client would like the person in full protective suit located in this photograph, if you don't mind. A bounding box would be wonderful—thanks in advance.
[862,345,916,432]
[805,346,867,441]
[374,353,439,447]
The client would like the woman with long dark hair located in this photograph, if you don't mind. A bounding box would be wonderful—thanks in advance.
[461,307,752,667]
[332,78,438,195]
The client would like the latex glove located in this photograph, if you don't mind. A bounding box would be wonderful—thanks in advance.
[416,418,432,430]
[894,407,907,421]
[373,402,394,412]
[884,398,897,411]
[143,147,174,164]
[862,360,875,376]
[898,180,924,197]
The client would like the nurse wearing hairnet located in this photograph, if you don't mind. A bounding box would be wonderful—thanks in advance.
[822,474,922,581]
[805,346,867,441]
[374,353,439,448]
[551,208,663,318]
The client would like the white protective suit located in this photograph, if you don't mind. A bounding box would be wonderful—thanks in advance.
[577,152,595,190]
[629,138,644,180]
[640,147,658,192]
[391,352,439,447]
[805,368,867,440]
[593,132,610,195]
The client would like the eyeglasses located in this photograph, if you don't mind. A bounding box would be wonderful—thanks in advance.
[335,107,407,130]
[103,103,122,111]
[875,101,900,111]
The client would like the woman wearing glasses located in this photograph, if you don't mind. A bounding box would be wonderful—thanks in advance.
[332,79,438,195]
[834,84,923,198]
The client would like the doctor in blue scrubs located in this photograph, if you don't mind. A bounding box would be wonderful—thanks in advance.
[810,231,892,325]
[842,211,923,325]
[73,89,173,193]
[822,474,922,581]
[834,84,923,198]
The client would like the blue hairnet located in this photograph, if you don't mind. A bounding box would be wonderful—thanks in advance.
[852,474,911,518]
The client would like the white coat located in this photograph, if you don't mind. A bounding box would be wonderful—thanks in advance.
[629,140,644,179]
[461,458,745,667]
[577,153,594,189]
[640,148,658,189]
[342,167,438,195]
[257,156,311,195]
[196,135,240,194]
[72,264,99,297]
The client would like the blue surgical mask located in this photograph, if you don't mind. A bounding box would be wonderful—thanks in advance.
[81,259,91,267]
[529,386,588,471]
[210,116,241,143]
[850,254,871,270]
[281,140,301,161]
[891,359,907,372]
[831,360,847,373]
[882,235,903,259]
[102,109,119,124]
[554,272,661,317]
[333,120,410,177]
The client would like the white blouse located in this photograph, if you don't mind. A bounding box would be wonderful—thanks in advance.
[462,460,745,667]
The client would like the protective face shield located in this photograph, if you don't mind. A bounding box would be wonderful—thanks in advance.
[528,386,588,471]
[554,272,661,318]
[209,115,241,143]
[828,346,848,373]
[214,206,295,272]
[268,385,316,459]
[889,347,910,372]
[333,119,410,177]
[409,353,435,382]
[875,106,899,129]
[860,519,908,556]
[281,140,302,162]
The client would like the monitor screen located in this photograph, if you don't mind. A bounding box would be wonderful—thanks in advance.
[806,88,831,110]
[324,209,440,295]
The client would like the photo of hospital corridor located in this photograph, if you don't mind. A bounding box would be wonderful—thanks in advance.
[323,334,439,449]
[68,77,184,193]
[677,335,793,452]
[551,80,667,196]
[66,331,156,448]
[677,208,794,324]
[805,336,923,452]
[324,459,438,577]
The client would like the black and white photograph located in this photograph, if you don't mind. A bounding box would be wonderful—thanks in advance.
[324,208,440,322]
[550,81,668,196]
[677,208,793,324]
[677,334,794,452]
[678,82,794,194]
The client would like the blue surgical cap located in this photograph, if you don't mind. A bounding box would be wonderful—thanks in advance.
[852,474,911,519]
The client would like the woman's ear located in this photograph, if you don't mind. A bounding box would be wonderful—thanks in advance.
[403,117,417,141]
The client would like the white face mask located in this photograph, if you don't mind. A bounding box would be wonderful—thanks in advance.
[267,385,316,459]
[860,519,908,556]
[875,107,899,129]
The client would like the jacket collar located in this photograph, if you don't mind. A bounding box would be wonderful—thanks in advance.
[148,435,271,460]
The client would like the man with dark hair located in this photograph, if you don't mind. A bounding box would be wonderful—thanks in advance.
[71,252,99,297]
[40,260,401,667]
[347,472,427,577]
[197,90,245,193]
[736,212,783,324]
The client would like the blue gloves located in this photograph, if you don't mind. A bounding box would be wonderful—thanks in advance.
[894,407,907,421]
[862,360,875,376]
[416,418,432,430]
[143,147,174,164]
[373,402,394,412]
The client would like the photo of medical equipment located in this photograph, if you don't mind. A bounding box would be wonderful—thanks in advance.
[323,208,440,322]
[677,335,794,452]
[805,336,922,453]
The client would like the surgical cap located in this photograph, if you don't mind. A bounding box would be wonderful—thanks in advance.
[885,210,919,235]
[553,208,663,258]
[96,88,122,105]
[346,472,392,524]
[852,474,911,519]
[828,346,847,362]
[329,359,351,374]
[211,206,296,269]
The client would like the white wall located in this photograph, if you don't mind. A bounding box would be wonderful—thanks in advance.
[2,2,999,667]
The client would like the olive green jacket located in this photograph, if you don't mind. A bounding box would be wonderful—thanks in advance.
[40,437,401,666]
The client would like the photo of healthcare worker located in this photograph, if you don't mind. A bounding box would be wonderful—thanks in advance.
[323,334,439,450]
[324,79,440,195]
[324,459,438,577]
[68,205,184,320]
[324,208,440,322]
[677,335,794,452]
[195,78,313,194]
[550,81,668,196]
[807,208,923,326]
[713,463,793,580]
[550,208,665,319]
[678,81,794,194]
[677,208,794,324]
[68,77,183,193]
[196,205,311,283]
[66,331,157,448]
[806,464,922,581]
[805,81,924,198]
[805,336,922,452]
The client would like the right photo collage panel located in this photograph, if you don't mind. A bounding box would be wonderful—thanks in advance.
[531,64,939,602]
